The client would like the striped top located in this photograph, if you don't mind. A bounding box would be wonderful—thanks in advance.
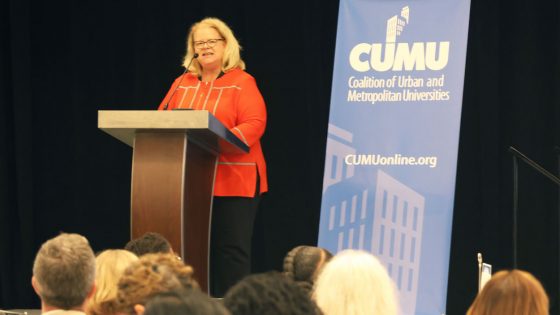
[158,68,268,197]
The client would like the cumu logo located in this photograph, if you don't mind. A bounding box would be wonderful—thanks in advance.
[349,6,450,72]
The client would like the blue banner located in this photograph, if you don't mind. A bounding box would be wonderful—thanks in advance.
[318,1,471,314]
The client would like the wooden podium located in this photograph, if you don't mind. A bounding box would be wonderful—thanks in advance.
[98,110,248,292]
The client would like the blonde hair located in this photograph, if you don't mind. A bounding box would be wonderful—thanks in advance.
[467,269,549,315]
[183,17,245,76]
[33,233,96,310]
[114,252,198,314]
[313,250,398,315]
[85,249,138,315]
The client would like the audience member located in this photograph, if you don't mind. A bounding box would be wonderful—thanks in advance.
[283,245,333,295]
[313,249,398,315]
[86,249,138,315]
[144,288,230,315]
[31,233,96,314]
[466,269,549,315]
[113,252,198,315]
[124,232,173,257]
[223,271,320,315]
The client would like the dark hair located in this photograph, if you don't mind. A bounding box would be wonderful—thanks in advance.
[145,288,230,315]
[283,246,333,294]
[223,271,321,315]
[124,232,172,256]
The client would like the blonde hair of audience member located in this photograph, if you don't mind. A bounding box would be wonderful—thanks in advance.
[313,249,398,315]
[32,233,96,311]
[114,252,199,315]
[85,249,138,315]
[466,269,549,315]
[183,17,245,76]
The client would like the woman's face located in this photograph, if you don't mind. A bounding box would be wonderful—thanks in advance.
[193,26,225,71]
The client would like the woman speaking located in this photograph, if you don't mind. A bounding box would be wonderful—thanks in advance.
[158,17,267,297]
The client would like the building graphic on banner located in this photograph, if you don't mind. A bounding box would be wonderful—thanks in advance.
[372,170,425,315]
[322,124,356,191]
[321,124,425,315]
[386,6,410,42]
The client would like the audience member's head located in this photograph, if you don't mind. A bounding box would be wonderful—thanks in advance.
[224,271,320,315]
[114,252,198,315]
[32,233,96,311]
[124,232,173,257]
[313,249,398,315]
[466,269,549,315]
[144,288,230,315]
[283,245,333,294]
[86,249,138,315]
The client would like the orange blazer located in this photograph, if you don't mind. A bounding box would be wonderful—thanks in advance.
[158,68,268,197]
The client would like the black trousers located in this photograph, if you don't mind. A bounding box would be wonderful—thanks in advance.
[210,194,260,297]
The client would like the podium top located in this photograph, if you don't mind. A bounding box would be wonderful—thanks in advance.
[98,110,249,154]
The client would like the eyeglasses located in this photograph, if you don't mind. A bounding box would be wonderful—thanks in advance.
[193,38,224,49]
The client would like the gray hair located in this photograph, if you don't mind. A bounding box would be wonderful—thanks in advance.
[33,233,96,309]
[313,250,398,315]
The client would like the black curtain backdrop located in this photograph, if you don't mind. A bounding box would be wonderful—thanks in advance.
[1,0,559,314]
